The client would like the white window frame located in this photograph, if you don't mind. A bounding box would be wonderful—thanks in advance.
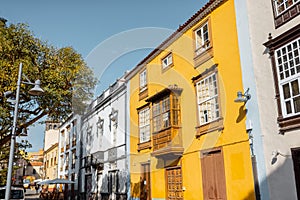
[196,73,219,125]
[275,37,300,117]
[195,22,210,55]
[274,0,299,15]
[139,107,150,143]
[140,69,147,92]
[162,53,173,69]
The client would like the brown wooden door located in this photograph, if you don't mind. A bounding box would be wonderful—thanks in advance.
[201,149,227,200]
[140,163,151,200]
[292,147,300,199]
[166,167,183,200]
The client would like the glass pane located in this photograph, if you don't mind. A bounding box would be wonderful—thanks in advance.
[285,70,290,78]
[283,83,291,99]
[286,100,292,114]
[291,80,299,96]
[162,111,170,128]
[294,96,300,113]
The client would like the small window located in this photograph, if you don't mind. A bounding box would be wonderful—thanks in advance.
[162,53,173,70]
[195,22,210,56]
[140,69,147,92]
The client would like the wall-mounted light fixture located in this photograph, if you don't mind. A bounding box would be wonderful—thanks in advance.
[234,88,251,103]
[271,150,290,165]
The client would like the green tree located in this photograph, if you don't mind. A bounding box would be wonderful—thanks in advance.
[0,18,96,182]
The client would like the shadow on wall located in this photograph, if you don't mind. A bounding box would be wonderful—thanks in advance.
[243,155,297,200]
[130,178,142,200]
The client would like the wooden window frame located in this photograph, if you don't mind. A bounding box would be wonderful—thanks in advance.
[193,17,214,67]
[152,94,180,134]
[161,52,174,72]
[271,0,300,28]
[192,65,224,137]
[264,24,300,133]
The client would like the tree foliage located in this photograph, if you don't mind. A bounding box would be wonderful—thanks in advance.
[0,19,96,148]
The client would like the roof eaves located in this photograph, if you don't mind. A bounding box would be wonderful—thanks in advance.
[125,0,226,80]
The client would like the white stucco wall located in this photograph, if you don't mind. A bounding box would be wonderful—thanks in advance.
[81,78,129,197]
[235,0,300,199]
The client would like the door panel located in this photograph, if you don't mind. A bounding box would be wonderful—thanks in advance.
[166,167,183,200]
[201,149,226,200]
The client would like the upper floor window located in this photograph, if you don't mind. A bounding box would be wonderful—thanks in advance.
[192,65,223,137]
[272,0,300,28]
[139,107,150,143]
[195,22,210,56]
[274,0,299,15]
[140,69,147,92]
[152,94,180,133]
[162,53,173,70]
[196,73,219,125]
[264,25,300,132]
[275,37,300,117]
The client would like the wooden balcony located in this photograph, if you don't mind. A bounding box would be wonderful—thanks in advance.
[61,147,64,153]
[151,127,183,159]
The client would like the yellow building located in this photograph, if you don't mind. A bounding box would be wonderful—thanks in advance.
[43,143,58,181]
[126,0,256,199]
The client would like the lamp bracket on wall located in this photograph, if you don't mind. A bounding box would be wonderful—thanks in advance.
[234,88,251,103]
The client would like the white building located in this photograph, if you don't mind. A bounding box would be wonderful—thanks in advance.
[235,0,300,199]
[80,77,129,200]
[58,114,81,199]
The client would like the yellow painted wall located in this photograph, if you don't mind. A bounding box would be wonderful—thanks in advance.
[129,0,255,199]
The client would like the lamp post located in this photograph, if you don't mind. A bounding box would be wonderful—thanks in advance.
[5,63,44,200]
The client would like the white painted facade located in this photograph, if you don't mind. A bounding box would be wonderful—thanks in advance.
[80,77,128,200]
[58,114,81,199]
[235,0,300,199]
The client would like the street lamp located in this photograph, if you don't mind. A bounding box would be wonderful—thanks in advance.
[5,63,44,200]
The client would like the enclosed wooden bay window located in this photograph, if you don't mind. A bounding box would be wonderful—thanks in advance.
[146,85,183,159]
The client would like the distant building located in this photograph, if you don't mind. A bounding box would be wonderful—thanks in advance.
[27,149,44,162]
[44,143,58,180]
[58,114,81,199]
[43,120,60,180]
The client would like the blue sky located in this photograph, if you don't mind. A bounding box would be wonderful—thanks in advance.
[1,0,206,152]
